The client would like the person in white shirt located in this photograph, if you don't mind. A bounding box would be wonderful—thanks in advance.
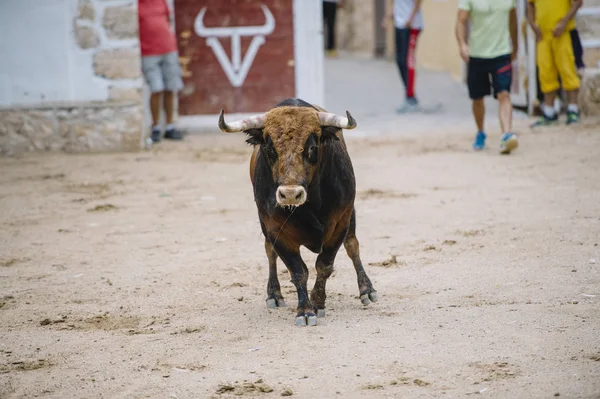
[383,0,424,113]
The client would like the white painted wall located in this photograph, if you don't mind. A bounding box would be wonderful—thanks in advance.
[0,0,141,107]
[293,0,325,107]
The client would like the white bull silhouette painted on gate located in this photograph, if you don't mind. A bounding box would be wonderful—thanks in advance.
[194,5,275,88]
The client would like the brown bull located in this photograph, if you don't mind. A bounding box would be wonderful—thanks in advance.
[218,98,378,326]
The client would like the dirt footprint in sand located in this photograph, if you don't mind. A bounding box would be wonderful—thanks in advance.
[0,358,53,373]
[0,295,16,310]
[362,377,431,392]
[456,229,485,237]
[0,257,30,268]
[358,189,417,200]
[469,361,520,382]
[87,204,119,212]
[369,255,407,267]
[213,379,277,397]
[39,313,143,333]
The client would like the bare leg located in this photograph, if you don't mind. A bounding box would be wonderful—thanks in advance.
[162,91,183,139]
[566,89,579,107]
[497,91,512,134]
[150,92,162,127]
[544,91,557,109]
[343,210,378,305]
[163,91,175,124]
[265,239,286,308]
[472,98,485,131]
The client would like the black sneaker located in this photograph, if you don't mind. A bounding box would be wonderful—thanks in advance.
[164,127,183,140]
[566,110,580,125]
[150,128,161,143]
[530,113,559,127]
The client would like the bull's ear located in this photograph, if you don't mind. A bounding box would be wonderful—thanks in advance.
[321,126,340,142]
[245,129,264,145]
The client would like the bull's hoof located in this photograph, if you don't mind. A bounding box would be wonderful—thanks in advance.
[360,291,379,306]
[369,291,379,303]
[295,313,317,327]
[360,294,370,305]
[266,298,287,309]
[316,309,326,318]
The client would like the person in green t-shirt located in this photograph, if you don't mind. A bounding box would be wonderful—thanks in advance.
[455,0,519,155]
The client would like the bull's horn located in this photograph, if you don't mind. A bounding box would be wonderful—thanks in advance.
[218,109,267,133]
[318,110,357,130]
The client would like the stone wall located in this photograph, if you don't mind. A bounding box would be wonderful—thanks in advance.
[576,4,600,115]
[579,69,600,116]
[0,0,143,156]
[335,0,377,56]
[77,0,141,86]
[577,7,600,69]
[0,103,143,156]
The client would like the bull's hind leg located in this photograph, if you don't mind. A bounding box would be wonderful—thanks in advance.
[265,239,287,308]
[343,209,378,305]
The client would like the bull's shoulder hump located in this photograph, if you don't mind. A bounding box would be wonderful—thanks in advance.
[312,104,328,113]
[275,98,321,110]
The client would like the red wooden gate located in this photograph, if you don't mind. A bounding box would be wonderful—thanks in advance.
[174,0,296,115]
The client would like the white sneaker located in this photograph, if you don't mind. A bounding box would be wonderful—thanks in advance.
[396,101,420,114]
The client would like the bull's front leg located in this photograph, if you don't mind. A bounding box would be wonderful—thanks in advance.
[310,223,348,318]
[272,241,316,326]
[264,239,287,308]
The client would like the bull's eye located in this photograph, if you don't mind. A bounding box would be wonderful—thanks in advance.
[306,145,318,164]
[303,133,319,164]
[263,144,278,165]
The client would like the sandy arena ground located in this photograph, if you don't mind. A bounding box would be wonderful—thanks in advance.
[1,120,599,399]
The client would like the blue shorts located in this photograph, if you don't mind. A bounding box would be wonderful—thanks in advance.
[467,54,512,100]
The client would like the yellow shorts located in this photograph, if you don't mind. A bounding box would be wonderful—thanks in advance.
[536,30,580,94]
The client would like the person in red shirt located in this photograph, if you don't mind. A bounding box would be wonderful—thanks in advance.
[138,0,183,142]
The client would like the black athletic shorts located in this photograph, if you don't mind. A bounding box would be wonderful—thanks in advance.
[467,54,512,100]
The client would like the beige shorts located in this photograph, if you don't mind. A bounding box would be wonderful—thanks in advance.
[141,51,183,93]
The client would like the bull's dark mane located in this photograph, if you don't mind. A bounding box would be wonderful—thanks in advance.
[250,98,356,254]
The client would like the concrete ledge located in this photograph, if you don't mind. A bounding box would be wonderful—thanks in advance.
[178,113,258,134]
[0,100,139,111]
[0,102,143,156]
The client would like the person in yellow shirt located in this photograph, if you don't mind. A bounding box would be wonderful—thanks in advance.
[527,0,583,126]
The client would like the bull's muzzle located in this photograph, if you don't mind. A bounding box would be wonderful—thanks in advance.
[276,185,307,207]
